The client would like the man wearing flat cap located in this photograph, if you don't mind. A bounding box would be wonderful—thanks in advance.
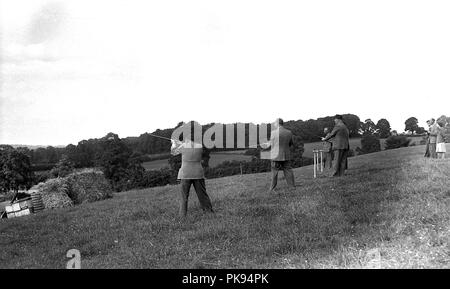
[322,115,350,177]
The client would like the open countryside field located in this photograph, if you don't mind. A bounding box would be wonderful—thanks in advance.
[141,136,426,169]
[1,144,449,268]
[142,151,252,170]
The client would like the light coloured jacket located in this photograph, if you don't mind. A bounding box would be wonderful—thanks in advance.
[268,126,294,161]
[171,141,204,179]
[429,123,439,144]
[323,122,350,150]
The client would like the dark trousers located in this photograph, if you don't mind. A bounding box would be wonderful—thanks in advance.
[429,143,437,159]
[324,151,333,169]
[270,161,295,191]
[332,149,349,177]
[179,179,213,217]
[424,139,430,157]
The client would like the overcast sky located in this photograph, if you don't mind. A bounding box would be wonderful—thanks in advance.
[1,0,449,146]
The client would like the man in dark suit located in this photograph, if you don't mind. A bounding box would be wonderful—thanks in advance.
[261,118,295,191]
[322,115,350,177]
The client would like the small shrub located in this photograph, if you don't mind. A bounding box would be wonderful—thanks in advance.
[385,135,411,150]
[140,168,176,188]
[347,149,355,158]
[361,134,381,154]
[50,155,75,178]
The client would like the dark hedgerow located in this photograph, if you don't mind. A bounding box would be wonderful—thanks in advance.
[385,135,411,150]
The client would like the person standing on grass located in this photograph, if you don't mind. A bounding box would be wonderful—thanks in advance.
[424,119,432,158]
[260,118,296,192]
[322,114,350,177]
[322,127,333,170]
[436,119,447,159]
[428,118,439,159]
[171,121,213,218]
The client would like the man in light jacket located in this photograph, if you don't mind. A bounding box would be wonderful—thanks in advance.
[171,121,213,218]
[261,118,295,192]
[428,118,438,159]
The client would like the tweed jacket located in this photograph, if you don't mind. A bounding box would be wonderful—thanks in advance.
[171,141,204,179]
[323,122,350,150]
[268,126,294,161]
[429,123,439,144]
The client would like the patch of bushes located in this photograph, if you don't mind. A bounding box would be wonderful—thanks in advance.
[361,134,381,154]
[385,135,411,150]
[204,157,313,179]
[31,163,56,172]
[347,149,355,157]
[107,155,314,192]
[140,168,177,188]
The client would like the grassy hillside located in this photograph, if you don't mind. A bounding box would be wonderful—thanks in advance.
[303,135,425,158]
[1,145,449,268]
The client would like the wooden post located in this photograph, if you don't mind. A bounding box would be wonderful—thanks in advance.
[313,150,317,178]
[320,150,323,172]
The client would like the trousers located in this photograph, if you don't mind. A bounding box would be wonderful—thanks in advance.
[179,179,213,217]
[270,160,295,190]
[332,149,349,177]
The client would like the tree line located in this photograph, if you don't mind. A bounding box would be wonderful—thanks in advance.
[2,114,448,193]
[17,113,409,168]
[8,114,449,172]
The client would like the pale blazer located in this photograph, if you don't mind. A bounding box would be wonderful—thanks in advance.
[171,141,205,179]
[268,126,294,161]
[429,123,439,144]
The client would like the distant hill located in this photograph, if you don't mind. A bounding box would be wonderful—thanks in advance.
[7,144,66,149]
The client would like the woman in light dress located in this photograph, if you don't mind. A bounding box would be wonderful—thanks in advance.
[436,119,447,159]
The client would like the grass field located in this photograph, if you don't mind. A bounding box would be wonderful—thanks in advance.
[302,135,425,158]
[1,144,449,268]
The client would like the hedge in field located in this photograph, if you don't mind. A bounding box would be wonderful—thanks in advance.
[31,178,73,209]
[385,135,411,150]
[361,134,381,154]
[65,169,113,204]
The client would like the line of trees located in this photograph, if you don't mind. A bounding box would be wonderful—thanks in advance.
[11,114,446,173]
[3,114,448,193]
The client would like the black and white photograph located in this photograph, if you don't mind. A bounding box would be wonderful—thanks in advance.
[0,0,449,276]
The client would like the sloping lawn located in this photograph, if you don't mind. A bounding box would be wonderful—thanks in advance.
[0,145,449,268]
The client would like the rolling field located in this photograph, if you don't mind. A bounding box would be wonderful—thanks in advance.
[141,136,426,168]
[1,144,448,268]
[303,135,425,158]
[142,151,252,170]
